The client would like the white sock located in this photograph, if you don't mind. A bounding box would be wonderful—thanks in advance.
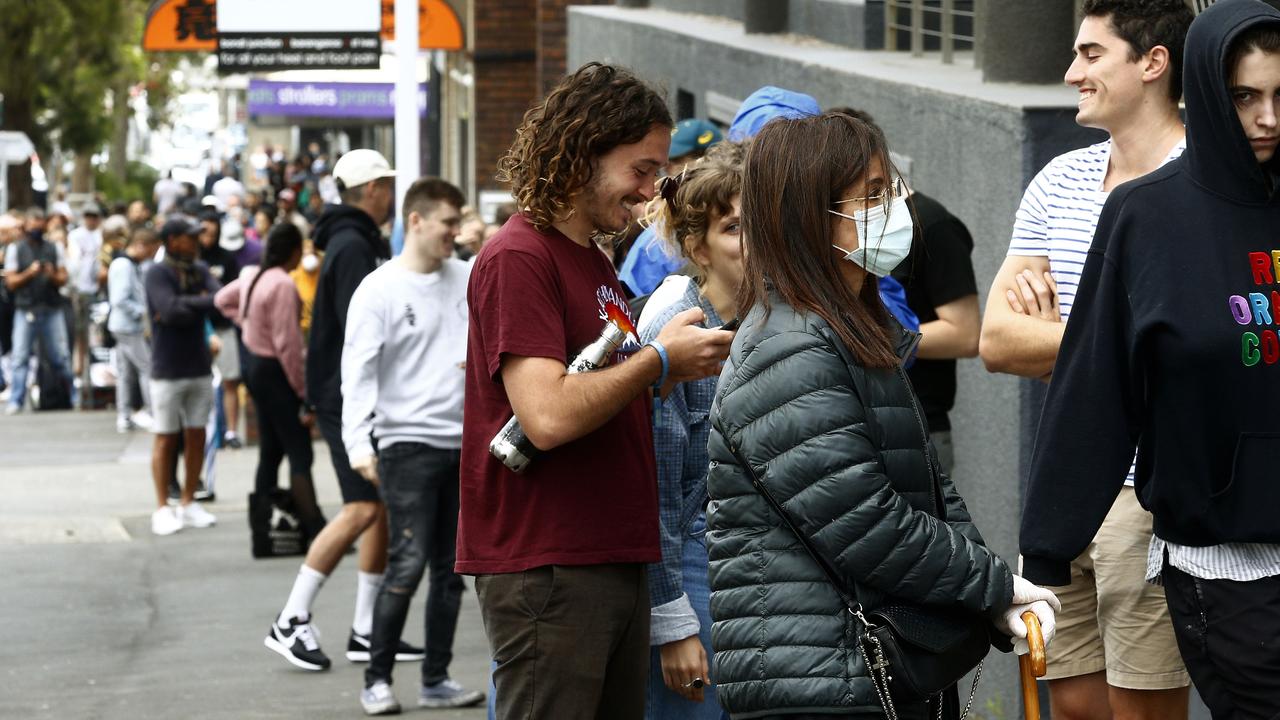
[278,564,327,625]
[352,571,383,636]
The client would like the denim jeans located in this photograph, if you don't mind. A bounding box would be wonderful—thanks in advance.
[8,305,73,410]
[366,443,466,688]
[646,514,727,720]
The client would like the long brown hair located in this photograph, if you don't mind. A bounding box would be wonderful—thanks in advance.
[737,113,899,368]
[496,62,672,231]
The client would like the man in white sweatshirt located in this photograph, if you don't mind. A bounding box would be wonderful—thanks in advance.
[341,178,485,715]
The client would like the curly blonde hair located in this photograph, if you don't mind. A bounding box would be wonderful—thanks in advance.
[651,141,745,276]
[496,62,672,231]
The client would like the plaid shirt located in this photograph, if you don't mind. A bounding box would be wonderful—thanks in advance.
[637,276,723,644]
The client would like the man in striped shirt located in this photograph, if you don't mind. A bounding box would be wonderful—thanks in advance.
[979,2,1194,719]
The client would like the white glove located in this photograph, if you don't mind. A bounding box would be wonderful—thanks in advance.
[998,575,1061,655]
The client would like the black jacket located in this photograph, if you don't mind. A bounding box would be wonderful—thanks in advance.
[145,259,217,380]
[306,204,389,412]
[1020,0,1280,586]
[199,243,239,329]
[707,299,1013,717]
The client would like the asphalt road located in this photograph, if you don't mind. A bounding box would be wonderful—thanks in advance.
[0,410,490,719]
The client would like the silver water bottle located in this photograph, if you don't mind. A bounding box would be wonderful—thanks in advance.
[489,319,630,473]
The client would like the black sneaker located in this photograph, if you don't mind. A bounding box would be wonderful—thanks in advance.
[264,615,331,671]
[346,629,426,663]
[224,434,243,449]
[193,482,215,503]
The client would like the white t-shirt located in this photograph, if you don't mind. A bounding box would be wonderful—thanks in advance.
[340,257,471,459]
[1008,138,1185,485]
[66,225,103,295]
[153,178,183,214]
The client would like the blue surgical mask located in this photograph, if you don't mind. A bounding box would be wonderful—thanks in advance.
[828,194,914,277]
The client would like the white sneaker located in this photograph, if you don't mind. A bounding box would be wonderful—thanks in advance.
[131,409,154,430]
[361,680,401,715]
[180,502,217,528]
[116,417,135,433]
[151,506,183,536]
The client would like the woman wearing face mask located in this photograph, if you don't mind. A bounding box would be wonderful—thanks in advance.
[1019,2,1280,715]
[636,141,745,720]
[215,223,326,543]
[705,113,1060,720]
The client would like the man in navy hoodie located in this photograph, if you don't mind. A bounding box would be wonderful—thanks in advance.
[145,218,220,536]
[1020,1,1280,715]
[263,149,426,674]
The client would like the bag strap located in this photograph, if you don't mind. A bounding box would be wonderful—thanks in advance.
[725,440,869,623]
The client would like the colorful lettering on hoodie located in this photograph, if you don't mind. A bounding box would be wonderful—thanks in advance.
[1230,250,1280,364]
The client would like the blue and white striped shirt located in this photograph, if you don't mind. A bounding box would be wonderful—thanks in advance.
[1008,139,1185,486]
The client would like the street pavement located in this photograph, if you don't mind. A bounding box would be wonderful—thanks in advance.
[0,409,490,719]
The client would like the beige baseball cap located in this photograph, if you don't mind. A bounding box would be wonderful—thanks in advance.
[332,149,396,189]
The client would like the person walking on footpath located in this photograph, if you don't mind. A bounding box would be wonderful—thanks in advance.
[145,218,219,536]
[457,62,735,720]
[1020,1,1280,717]
[635,140,746,720]
[213,222,325,543]
[108,227,159,432]
[343,178,485,715]
[4,207,74,414]
[979,2,1194,717]
[262,149,424,672]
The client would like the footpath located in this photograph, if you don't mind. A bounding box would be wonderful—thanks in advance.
[0,410,490,719]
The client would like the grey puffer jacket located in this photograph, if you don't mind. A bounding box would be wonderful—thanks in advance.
[707,299,1014,718]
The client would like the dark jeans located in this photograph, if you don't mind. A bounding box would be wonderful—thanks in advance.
[242,351,322,534]
[365,443,466,688]
[242,352,312,493]
[475,563,649,720]
[1163,562,1280,719]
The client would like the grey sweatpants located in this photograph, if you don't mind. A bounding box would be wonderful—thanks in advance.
[114,332,151,420]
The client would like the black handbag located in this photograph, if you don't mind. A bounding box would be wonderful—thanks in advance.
[248,489,308,558]
[728,422,991,719]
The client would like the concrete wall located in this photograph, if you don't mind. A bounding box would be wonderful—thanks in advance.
[569,6,1212,718]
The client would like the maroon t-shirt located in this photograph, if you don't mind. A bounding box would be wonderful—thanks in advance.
[456,214,659,574]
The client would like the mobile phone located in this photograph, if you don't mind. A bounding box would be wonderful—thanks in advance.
[719,318,741,332]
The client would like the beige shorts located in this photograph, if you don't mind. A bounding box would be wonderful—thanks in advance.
[1040,486,1190,690]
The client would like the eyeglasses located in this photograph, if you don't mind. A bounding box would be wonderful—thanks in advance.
[834,176,907,208]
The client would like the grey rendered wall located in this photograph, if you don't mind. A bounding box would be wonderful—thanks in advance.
[569,7,1207,719]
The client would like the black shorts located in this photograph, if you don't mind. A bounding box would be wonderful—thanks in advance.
[315,406,381,504]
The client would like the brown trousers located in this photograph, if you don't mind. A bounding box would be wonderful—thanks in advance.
[475,563,649,720]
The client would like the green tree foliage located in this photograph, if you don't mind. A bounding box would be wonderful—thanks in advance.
[0,0,181,207]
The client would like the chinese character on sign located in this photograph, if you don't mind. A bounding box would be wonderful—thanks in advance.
[176,0,216,42]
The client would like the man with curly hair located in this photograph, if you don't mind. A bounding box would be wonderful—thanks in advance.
[457,62,735,719]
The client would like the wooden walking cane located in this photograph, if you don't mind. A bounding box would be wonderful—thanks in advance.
[1019,611,1048,720]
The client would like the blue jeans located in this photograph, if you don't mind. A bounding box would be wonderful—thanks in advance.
[646,514,727,720]
[366,443,466,688]
[9,305,73,410]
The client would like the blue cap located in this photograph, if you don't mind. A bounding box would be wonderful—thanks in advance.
[728,86,821,141]
[669,119,723,159]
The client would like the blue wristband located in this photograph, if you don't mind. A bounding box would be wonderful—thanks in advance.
[645,339,669,388]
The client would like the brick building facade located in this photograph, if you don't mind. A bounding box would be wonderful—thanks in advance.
[471,0,607,196]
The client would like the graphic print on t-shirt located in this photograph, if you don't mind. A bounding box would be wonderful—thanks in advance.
[596,284,642,362]
[1231,249,1280,366]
